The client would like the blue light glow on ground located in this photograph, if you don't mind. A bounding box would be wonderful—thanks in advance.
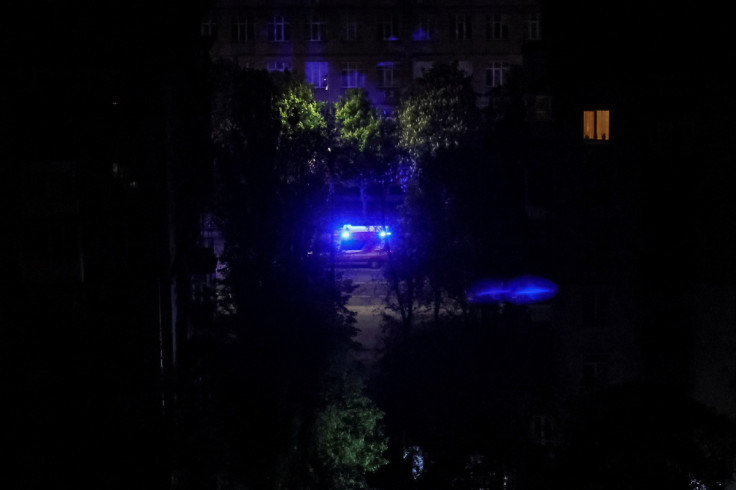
[467,275,558,305]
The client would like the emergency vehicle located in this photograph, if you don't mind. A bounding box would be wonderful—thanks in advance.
[334,225,391,268]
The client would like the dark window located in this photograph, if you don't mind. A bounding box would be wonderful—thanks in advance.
[523,12,542,41]
[582,355,609,387]
[583,291,608,327]
[532,415,553,445]
[454,14,472,40]
[377,14,398,40]
[486,14,508,40]
[307,14,326,41]
[413,15,435,41]
[342,15,358,41]
[268,16,290,42]
[232,15,253,42]
[201,18,217,38]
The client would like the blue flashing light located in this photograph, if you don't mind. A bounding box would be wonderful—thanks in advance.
[341,230,351,239]
[467,275,558,305]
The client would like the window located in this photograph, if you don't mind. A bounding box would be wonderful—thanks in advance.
[413,15,435,41]
[582,355,609,388]
[378,14,398,40]
[341,62,364,88]
[201,17,217,38]
[583,110,610,140]
[457,61,473,77]
[377,62,396,88]
[231,15,253,42]
[267,60,291,72]
[531,415,553,445]
[305,61,328,88]
[454,14,472,40]
[582,291,608,327]
[486,13,509,40]
[531,95,552,121]
[268,16,290,42]
[523,12,541,41]
[413,61,434,79]
[485,61,509,88]
[342,15,358,41]
[306,14,326,41]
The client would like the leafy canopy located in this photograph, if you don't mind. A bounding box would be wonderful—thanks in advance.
[335,88,381,153]
[313,371,388,489]
[275,77,327,137]
[396,62,478,160]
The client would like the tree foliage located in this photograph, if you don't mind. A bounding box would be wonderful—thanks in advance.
[175,60,388,489]
[312,370,389,490]
[335,88,382,154]
[384,63,484,328]
[274,76,329,184]
[396,62,479,161]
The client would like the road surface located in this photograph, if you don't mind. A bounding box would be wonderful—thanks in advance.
[337,267,390,365]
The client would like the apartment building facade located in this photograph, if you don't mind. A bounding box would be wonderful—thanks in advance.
[201,0,545,113]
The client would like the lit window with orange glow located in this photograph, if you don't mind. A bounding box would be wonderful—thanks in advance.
[583,110,610,141]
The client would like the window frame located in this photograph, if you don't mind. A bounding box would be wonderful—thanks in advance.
[201,18,217,38]
[377,62,396,88]
[267,60,292,72]
[342,15,359,41]
[413,60,434,79]
[414,14,436,41]
[583,110,610,141]
[454,14,472,40]
[341,62,365,88]
[582,354,609,387]
[485,60,510,88]
[377,14,398,41]
[305,61,329,88]
[267,15,290,42]
[524,12,541,41]
[306,14,326,41]
[231,15,253,42]
[531,415,553,445]
[486,13,509,40]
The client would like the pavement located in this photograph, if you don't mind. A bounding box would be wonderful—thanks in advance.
[338,267,391,365]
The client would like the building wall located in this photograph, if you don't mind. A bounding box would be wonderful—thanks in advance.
[204,0,544,111]
[17,161,84,309]
[690,284,736,417]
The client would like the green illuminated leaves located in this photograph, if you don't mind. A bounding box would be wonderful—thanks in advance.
[335,89,381,153]
[275,79,326,137]
[396,62,478,160]
[313,372,388,489]
[272,75,329,184]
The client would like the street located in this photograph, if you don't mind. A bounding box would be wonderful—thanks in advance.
[338,267,390,365]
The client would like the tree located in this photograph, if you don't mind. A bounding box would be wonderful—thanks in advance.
[174,61,371,489]
[335,88,382,154]
[396,62,479,162]
[387,62,482,327]
[333,88,392,220]
[274,75,329,185]
[311,369,389,490]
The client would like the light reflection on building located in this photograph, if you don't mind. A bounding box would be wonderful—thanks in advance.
[202,0,547,116]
